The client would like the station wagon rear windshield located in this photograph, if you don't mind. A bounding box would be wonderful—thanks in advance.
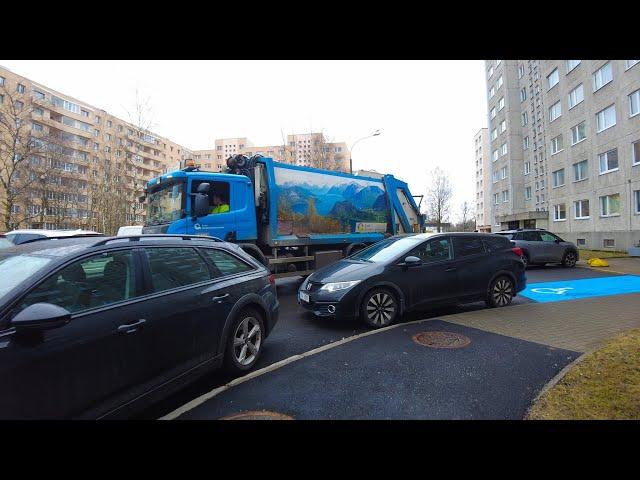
[0,253,53,300]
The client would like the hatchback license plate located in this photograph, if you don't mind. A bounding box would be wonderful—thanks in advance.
[299,291,310,303]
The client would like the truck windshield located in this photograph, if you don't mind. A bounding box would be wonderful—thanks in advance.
[146,182,184,225]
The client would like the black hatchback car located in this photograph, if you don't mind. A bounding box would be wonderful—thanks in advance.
[298,232,526,328]
[0,235,279,419]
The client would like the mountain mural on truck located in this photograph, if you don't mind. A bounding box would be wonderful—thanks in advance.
[274,166,389,236]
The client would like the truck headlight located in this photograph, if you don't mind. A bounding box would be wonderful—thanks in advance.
[320,281,361,293]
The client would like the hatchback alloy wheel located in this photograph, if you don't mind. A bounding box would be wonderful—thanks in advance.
[363,290,397,328]
[563,251,577,268]
[232,316,262,366]
[488,277,514,308]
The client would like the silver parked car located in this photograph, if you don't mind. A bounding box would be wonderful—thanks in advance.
[495,229,579,269]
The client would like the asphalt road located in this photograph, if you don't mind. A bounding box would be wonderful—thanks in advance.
[136,264,615,419]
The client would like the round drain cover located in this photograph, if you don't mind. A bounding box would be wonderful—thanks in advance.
[412,331,471,349]
[219,410,294,420]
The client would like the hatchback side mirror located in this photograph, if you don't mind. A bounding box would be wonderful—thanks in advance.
[404,256,422,267]
[12,303,71,331]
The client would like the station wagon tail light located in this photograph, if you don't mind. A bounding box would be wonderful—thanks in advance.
[511,247,524,257]
[268,274,276,286]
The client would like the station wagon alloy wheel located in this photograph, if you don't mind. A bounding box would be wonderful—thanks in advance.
[363,289,397,328]
[233,316,262,366]
[563,251,577,268]
[492,278,513,307]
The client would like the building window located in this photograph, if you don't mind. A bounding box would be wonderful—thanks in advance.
[573,159,589,181]
[489,86,495,98]
[491,129,497,140]
[500,166,508,179]
[576,238,587,247]
[490,107,496,119]
[566,60,581,73]
[568,84,584,109]
[81,109,89,117]
[500,143,507,156]
[494,193,500,205]
[547,68,559,90]
[625,60,639,70]
[525,186,532,200]
[571,121,587,145]
[32,122,43,132]
[492,149,498,162]
[629,89,640,117]
[598,148,619,174]
[0,76,4,86]
[574,200,590,219]
[107,120,112,128]
[521,112,528,126]
[520,88,527,102]
[16,83,25,94]
[499,120,506,133]
[524,161,531,175]
[502,190,509,202]
[498,97,505,111]
[34,107,43,115]
[488,66,494,78]
[33,90,45,100]
[634,190,640,214]
[633,141,640,165]
[600,193,621,217]
[553,204,567,221]
[549,101,562,122]
[518,64,525,79]
[550,135,563,155]
[496,75,503,89]
[593,62,613,92]
[552,168,565,188]
[492,170,499,183]
[523,136,530,150]
[596,104,616,132]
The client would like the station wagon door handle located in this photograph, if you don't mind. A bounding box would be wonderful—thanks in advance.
[211,294,230,303]
[117,319,147,334]
[445,267,457,272]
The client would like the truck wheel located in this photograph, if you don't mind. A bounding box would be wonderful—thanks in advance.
[224,308,265,375]
[360,288,398,329]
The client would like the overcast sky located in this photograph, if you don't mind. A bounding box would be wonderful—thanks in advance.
[0,60,488,222]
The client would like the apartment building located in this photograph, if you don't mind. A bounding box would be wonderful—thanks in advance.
[474,128,491,231]
[193,133,350,172]
[484,59,640,251]
[0,65,191,232]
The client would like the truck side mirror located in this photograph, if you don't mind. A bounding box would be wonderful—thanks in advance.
[193,193,210,218]
[197,182,211,194]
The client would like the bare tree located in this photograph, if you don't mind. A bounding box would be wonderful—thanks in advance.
[458,201,476,232]
[426,167,453,233]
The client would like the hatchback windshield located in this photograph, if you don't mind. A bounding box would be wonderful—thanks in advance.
[350,236,427,263]
[0,254,53,299]
[146,182,184,225]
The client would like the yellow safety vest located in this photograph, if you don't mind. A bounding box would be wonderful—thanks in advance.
[210,204,230,214]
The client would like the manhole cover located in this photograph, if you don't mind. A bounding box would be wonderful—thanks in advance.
[412,331,471,349]
[219,410,294,420]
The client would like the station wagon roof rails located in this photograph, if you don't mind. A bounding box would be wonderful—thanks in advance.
[19,234,106,245]
[91,234,224,247]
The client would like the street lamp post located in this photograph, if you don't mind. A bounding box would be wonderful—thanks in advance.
[349,129,380,174]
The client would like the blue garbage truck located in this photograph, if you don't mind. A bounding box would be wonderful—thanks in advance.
[141,155,425,278]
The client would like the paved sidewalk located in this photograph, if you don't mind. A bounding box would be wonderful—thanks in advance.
[578,257,640,276]
[441,293,640,352]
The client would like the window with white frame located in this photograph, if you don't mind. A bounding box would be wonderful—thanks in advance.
[568,84,584,109]
[552,169,565,188]
[492,170,499,183]
[593,62,613,91]
[547,68,559,90]
[490,107,496,119]
[524,161,531,175]
[523,136,530,150]
[489,86,495,98]
[633,190,640,214]
[491,128,497,140]
[488,66,494,78]
[494,193,500,205]
[502,190,509,202]
[553,203,566,221]
[566,60,581,73]
[498,97,505,110]
[521,111,528,126]
[576,238,587,247]
[571,121,587,145]
[629,89,639,117]
[600,193,621,217]
[633,141,640,165]
[525,186,532,200]
[499,120,506,133]
[574,200,590,219]
[497,75,503,89]
[603,239,615,248]
[500,143,507,156]
[520,88,527,102]
[492,149,498,161]
[573,159,588,181]
[500,166,508,179]
[598,148,618,173]
[518,64,525,79]
[596,104,616,132]
[551,135,563,155]
[625,60,639,70]
[549,101,562,122]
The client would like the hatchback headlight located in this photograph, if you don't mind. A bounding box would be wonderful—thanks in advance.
[319,280,361,293]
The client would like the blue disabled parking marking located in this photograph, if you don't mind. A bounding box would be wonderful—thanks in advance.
[521,275,640,303]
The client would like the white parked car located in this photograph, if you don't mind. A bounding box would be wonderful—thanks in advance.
[5,229,102,245]
[117,225,143,236]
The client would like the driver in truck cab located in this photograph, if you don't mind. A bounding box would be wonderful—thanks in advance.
[210,193,230,214]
